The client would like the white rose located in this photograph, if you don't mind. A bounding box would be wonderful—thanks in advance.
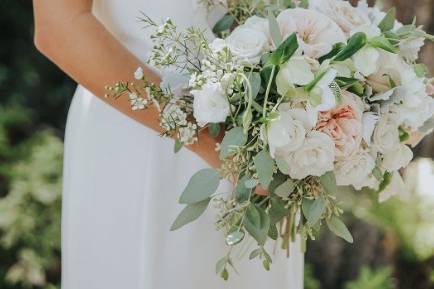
[352,46,380,76]
[226,26,268,64]
[209,38,227,53]
[373,113,400,153]
[192,82,230,126]
[267,111,306,157]
[334,149,376,190]
[367,50,405,92]
[391,96,434,130]
[244,16,270,41]
[278,131,335,180]
[382,144,413,171]
[277,8,346,59]
[309,0,370,34]
[276,56,315,96]
[399,37,425,62]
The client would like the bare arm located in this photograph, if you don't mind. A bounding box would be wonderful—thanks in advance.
[33,0,221,168]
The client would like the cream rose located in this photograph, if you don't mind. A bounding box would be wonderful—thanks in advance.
[309,0,370,34]
[278,131,335,180]
[267,110,306,157]
[382,144,413,171]
[373,113,400,153]
[276,8,346,59]
[276,56,315,96]
[192,82,230,125]
[334,149,376,190]
[226,26,268,64]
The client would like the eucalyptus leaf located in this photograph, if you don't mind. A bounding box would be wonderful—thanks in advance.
[226,231,245,246]
[243,205,270,246]
[319,42,345,62]
[269,196,288,224]
[170,198,211,230]
[245,178,259,189]
[274,179,295,199]
[216,256,228,274]
[248,72,262,99]
[253,150,275,189]
[378,8,396,32]
[212,14,235,35]
[275,156,290,175]
[242,108,253,135]
[249,248,262,260]
[302,196,326,226]
[268,224,278,240]
[179,169,221,204]
[326,216,354,243]
[320,171,337,194]
[208,123,221,138]
[219,127,247,159]
[235,175,252,203]
[369,36,398,53]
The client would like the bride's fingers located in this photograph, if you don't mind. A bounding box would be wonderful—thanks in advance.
[254,185,269,196]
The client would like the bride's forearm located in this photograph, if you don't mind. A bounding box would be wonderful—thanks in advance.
[33,0,221,168]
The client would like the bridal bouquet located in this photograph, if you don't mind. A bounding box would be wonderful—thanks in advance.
[108,0,434,279]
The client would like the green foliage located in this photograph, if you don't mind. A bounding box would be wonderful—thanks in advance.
[344,266,395,289]
[304,263,321,289]
[0,130,63,288]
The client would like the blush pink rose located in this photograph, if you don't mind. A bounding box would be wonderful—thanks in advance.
[315,91,364,156]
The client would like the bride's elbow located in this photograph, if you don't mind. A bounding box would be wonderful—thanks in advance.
[34,25,55,57]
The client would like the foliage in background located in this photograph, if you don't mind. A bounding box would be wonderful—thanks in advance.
[344,266,396,289]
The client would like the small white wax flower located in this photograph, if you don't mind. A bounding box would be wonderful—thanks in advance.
[129,93,147,111]
[352,46,380,76]
[134,67,144,80]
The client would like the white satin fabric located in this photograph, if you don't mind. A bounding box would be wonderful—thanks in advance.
[62,1,304,288]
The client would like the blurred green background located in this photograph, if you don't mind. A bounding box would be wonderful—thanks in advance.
[0,0,433,289]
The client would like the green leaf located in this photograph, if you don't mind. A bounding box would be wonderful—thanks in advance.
[243,205,270,246]
[378,171,392,193]
[208,123,221,138]
[299,0,309,8]
[378,8,396,32]
[414,63,428,77]
[212,14,235,35]
[219,127,247,159]
[269,196,288,224]
[220,268,229,281]
[399,126,410,143]
[262,259,271,271]
[275,156,290,175]
[268,33,299,65]
[235,175,252,203]
[216,256,228,275]
[225,231,245,246]
[318,42,345,62]
[268,12,282,46]
[327,216,354,243]
[268,224,278,240]
[174,139,183,153]
[179,168,221,204]
[320,171,337,194]
[248,72,261,99]
[369,36,398,53]
[245,178,259,189]
[302,196,326,226]
[170,198,211,230]
[253,150,275,189]
[334,32,367,62]
[249,248,262,260]
[274,179,295,199]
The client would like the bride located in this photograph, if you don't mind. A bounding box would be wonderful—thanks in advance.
[33,1,304,288]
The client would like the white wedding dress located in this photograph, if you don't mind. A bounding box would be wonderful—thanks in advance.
[62,1,304,288]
